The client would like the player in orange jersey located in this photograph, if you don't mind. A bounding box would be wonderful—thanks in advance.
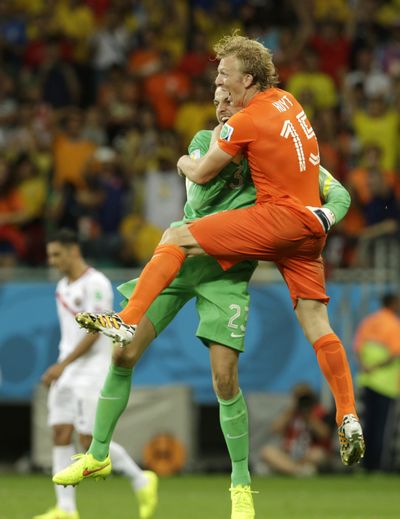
[76,34,364,475]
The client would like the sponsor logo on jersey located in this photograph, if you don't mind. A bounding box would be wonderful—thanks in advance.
[220,123,234,141]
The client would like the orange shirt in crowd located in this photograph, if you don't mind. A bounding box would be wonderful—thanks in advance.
[53,134,96,189]
[144,70,190,129]
[354,308,400,357]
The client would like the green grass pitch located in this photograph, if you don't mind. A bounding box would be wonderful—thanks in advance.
[1,473,399,519]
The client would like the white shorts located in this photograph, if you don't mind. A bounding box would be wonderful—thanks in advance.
[48,380,103,434]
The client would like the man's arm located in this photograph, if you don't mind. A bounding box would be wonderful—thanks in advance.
[178,140,234,184]
[41,333,100,386]
[319,165,351,224]
[310,166,352,233]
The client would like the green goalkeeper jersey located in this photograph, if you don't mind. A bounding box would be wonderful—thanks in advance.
[175,129,350,224]
[183,130,256,221]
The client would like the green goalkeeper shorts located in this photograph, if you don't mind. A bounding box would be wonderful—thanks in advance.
[118,256,257,352]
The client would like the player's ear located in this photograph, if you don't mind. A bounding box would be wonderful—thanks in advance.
[243,73,254,89]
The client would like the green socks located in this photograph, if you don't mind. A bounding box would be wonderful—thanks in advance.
[218,389,251,487]
[88,364,133,461]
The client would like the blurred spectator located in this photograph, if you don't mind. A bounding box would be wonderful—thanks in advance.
[52,109,97,189]
[353,293,400,472]
[174,79,215,147]
[119,214,163,266]
[286,46,337,117]
[143,51,191,129]
[14,153,47,264]
[310,19,351,85]
[377,19,400,77]
[144,142,185,231]
[346,144,399,266]
[0,157,28,266]
[260,383,332,476]
[90,8,131,81]
[127,28,162,77]
[343,46,392,118]
[81,107,107,146]
[53,0,95,61]
[178,32,214,79]
[195,0,243,48]
[38,36,80,108]
[352,94,399,171]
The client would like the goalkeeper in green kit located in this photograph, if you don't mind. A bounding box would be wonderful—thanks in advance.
[53,86,351,519]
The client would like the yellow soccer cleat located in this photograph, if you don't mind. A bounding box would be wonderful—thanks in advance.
[338,414,365,466]
[75,312,136,347]
[33,506,79,519]
[136,471,159,519]
[230,485,255,519]
[52,453,112,486]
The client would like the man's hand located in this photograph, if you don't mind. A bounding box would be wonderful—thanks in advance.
[210,123,223,147]
[307,206,336,233]
[42,363,65,386]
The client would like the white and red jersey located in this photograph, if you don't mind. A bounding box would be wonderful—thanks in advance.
[55,267,113,386]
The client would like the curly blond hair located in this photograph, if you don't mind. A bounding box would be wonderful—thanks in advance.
[214,33,278,90]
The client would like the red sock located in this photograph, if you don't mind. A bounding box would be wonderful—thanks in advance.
[313,333,358,425]
[118,244,186,325]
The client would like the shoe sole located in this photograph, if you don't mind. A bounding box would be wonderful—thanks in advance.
[76,314,131,346]
[56,472,110,487]
[344,433,365,466]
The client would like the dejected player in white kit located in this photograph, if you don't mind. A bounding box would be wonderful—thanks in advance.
[33,229,158,519]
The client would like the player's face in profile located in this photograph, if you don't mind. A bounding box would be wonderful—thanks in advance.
[215,55,247,107]
[47,242,73,275]
[213,87,239,124]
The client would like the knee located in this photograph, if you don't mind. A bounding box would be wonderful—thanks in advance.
[213,369,238,401]
[53,427,72,446]
[112,346,138,369]
[295,299,332,344]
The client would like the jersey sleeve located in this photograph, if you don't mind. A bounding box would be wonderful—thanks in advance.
[187,130,230,210]
[218,111,257,157]
[85,274,113,313]
[319,166,351,224]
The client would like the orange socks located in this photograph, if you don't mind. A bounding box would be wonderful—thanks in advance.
[313,333,357,425]
[118,244,186,325]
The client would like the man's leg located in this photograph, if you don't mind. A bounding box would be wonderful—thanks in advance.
[295,298,365,465]
[53,317,156,486]
[80,433,158,519]
[361,387,392,471]
[210,344,254,519]
[34,424,78,519]
[295,299,357,424]
[88,317,156,459]
[75,226,201,344]
[261,444,316,476]
[118,226,203,325]
[210,344,251,487]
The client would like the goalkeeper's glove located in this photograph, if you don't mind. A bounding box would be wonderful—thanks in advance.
[306,206,336,233]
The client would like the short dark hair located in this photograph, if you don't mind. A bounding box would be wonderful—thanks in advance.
[381,292,399,308]
[47,228,80,247]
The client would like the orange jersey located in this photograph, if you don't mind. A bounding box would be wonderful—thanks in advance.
[218,88,321,208]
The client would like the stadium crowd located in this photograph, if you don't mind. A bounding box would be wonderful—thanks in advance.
[0,0,399,269]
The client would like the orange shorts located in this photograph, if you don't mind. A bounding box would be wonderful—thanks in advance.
[188,202,329,307]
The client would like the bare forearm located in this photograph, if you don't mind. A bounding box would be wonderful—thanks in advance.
[177,142,233,184]
[60,333,100,368]
[178,155,218,184]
